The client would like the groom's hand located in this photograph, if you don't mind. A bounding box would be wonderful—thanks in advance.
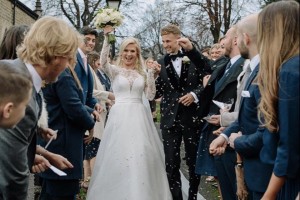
[177,38,193,51]
[178,93,194,106]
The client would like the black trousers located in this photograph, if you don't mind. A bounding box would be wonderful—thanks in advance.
[162,123,201,200]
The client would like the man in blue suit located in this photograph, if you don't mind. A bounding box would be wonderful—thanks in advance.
[209,14,273,200]
[75,27,101,113]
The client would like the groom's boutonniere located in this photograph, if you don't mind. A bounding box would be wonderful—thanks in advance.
[182,56,190,65]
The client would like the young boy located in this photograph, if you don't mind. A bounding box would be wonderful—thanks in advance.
[0,64,32,128]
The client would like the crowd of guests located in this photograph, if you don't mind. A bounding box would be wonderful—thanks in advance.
[0,1,299,200]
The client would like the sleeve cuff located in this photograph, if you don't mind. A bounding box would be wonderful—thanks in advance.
[220,133,229,143]
[190,92,199,103]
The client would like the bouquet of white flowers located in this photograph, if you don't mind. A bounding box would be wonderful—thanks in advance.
[93,8,124,44]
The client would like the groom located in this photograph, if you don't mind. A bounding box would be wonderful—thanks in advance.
[155,24,211,200]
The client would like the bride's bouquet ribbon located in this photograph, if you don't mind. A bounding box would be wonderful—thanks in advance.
[93,8,124,44]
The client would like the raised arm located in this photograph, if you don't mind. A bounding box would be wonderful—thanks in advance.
[101,26,121,80]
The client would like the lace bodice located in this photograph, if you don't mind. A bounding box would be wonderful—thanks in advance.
[100,36,156,101]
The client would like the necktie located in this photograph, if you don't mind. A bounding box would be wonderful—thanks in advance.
[224,61,231,74]
[169,51,184,61]
[240,64,252,90]
[214,61,231,92]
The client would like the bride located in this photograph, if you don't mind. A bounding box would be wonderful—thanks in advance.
[86,26,172,200]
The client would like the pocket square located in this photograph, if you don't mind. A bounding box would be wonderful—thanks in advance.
[241,90,251,97]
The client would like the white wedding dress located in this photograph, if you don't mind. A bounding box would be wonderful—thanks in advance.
[86,38,172,200]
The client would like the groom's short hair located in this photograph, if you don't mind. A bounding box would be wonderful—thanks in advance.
[161,24,181,36]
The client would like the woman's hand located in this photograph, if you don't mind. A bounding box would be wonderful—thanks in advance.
[103,25,114,35]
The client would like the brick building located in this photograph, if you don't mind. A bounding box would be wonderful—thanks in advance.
[0,0,41,41]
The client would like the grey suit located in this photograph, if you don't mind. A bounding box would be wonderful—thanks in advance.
[0,59,40,200]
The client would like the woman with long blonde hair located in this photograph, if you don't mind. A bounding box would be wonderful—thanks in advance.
[258,1,300,200]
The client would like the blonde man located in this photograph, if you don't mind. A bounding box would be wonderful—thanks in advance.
[0,16,77,200]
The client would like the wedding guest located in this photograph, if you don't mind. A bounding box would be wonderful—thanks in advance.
[87,26,172,200]
[209,43,221,61]
[0,16,76,200]
[38,55,98,199]
[96,52,112,92]
[257,1,299,199]
[145,57,158,122]
[0,25,29,60]
[81,51,115,189]
[75,27,101,113]
[201,46,211,59]
[210,14,274,200]
[0,65,32,128]
[155,24,210,200]
[196,25,244,200]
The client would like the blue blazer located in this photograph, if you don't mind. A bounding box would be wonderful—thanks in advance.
[74,52,97,113]
[223,64,273,193]
[260,55,300,180]
[40,68,95,180]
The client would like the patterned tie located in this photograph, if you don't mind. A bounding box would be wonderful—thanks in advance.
[215,61,231,92]
[224,61,232,74]
[240,64,252,90]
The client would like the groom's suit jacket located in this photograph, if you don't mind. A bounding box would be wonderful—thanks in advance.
[156,48,211,129]
[0,59,40,200]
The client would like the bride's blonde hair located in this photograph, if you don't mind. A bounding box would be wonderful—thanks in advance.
[115,37,146,78]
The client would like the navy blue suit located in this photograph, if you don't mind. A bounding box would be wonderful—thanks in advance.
[260,55,300,199]
[74,52,97,113]
[40,68,95,197]
[223,65,273,199]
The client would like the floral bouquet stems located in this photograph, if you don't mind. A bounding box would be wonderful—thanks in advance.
[93,8,124,44]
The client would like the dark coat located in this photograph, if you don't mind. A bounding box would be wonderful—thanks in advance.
[40,68,95,180]
[199,57,244,143]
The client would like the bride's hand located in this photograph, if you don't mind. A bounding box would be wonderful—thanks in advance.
[103,25,114,35]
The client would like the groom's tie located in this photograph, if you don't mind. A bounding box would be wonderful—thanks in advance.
[169,51,184,61]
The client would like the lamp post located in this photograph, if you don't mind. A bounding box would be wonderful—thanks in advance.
[106,0,121,60]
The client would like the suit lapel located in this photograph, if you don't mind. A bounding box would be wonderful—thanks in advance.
[179,62,189,88]
[214,57,245,97]
[239,64,259,112]
[163,55,180,90]
[77,52,87,75]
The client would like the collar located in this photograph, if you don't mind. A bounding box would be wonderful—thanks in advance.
[249,54,260,72]
[25,63,42,93]
[78,48,87,59]
[229,55,241,66]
